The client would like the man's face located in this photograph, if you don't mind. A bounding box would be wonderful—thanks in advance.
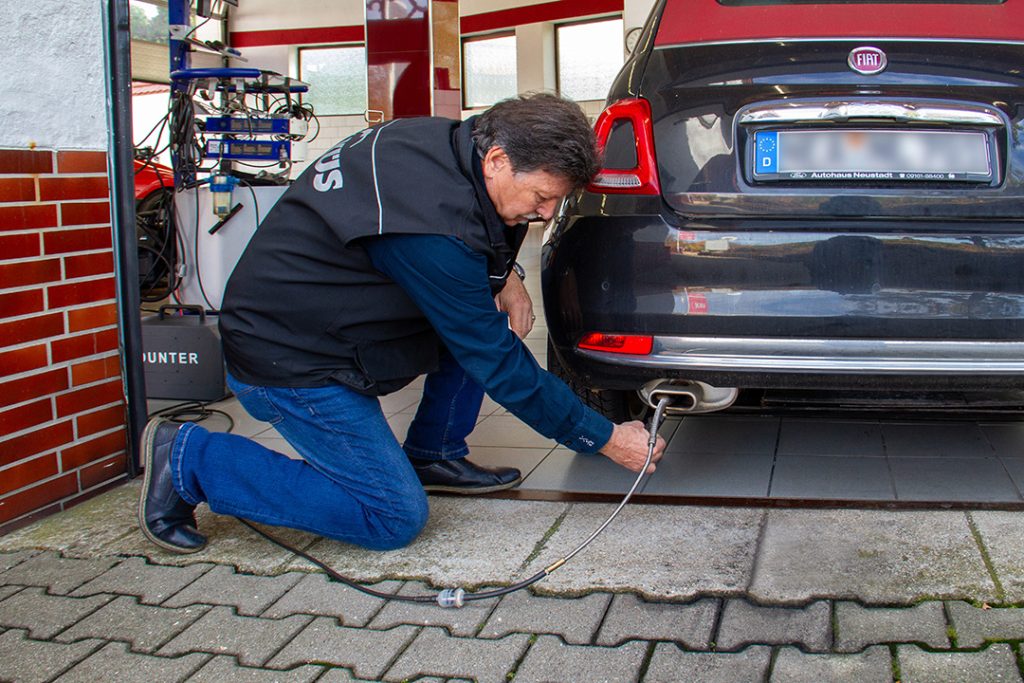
[482,147,574,226]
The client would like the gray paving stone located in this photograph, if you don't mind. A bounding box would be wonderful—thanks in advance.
[898,643,1023,683]
[751,510,997,604]
[158,605,312,667]
[969,511,1024,602]
[263,572,399,626]
[383,626,530,683]
[0,551,118,595]
[100,504,322,575]
[266,617,418,680]
[595,594,718,648]
[835,601,950,652]
[947,601,1024,648]
[644,644,772,683]
[162,564,303,615]
[314,669,361,682]
[0,585,21,602]
[55,641,210,682]
[0,484,140,558]
[0,629,104,683]
[368,581,496,636]
[71,556,214,604]
[479,588,611,645]
[513,633,646,683]
[285,499,569,588]
[717,599,831,652]
[520,504,763,599]
[770,645,892,683]
[0,588,112,639]
[186,655,324,682]
[55,595,210,652]
[0,550,36,573]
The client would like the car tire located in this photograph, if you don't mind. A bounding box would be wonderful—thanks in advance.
[547,337,649,423]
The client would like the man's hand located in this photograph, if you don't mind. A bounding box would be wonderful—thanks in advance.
[600,421,666,474]
[495,273,534,339]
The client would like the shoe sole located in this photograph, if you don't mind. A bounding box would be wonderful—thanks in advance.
[421,477,523,495]
[137,418,206,555]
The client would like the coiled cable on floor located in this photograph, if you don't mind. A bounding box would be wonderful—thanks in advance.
[240,395,673,608]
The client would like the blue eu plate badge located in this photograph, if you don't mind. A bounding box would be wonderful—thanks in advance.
[756,131,778,175]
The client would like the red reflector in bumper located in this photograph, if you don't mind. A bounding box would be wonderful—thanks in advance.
[577,333,653,355]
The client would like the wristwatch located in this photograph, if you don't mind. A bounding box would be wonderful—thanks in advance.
[512,262,526,281]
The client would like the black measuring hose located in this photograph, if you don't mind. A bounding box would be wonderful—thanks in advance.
[239,395,673,608]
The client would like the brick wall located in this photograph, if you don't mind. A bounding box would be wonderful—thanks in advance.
[0,148,128,535]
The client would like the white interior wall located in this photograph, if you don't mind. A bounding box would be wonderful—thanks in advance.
[230,0,364,32]
[218,1,661,171]
[0,0,107,149]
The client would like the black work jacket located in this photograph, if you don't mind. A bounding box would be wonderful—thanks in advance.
[219,116,527,395]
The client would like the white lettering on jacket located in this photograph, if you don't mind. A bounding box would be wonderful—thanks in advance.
[143,351,200,365]
[311,128,375,193]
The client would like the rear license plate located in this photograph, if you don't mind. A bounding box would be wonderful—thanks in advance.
[752,129,992,182]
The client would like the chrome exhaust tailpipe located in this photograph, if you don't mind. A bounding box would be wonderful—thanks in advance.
[639,380,740,414]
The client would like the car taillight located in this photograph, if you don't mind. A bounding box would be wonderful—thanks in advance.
[577,333,654,355]
[587,98,660,195]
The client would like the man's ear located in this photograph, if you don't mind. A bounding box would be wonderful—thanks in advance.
[482,146,510,179]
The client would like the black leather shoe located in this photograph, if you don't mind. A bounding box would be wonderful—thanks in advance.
[138,418,207,554]
[410,457,522,494]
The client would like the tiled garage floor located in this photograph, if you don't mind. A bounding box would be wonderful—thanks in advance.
[149,226,1024,508]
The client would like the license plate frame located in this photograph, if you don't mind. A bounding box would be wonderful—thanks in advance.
[751,128,994,183]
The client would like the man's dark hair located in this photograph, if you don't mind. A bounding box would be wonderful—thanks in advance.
[472,93,601,189]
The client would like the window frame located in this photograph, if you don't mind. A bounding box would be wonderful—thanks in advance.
[297,43,369,117]
[461,31,517,110]
[554,14,625,103]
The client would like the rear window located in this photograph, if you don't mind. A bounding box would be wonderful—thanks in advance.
[719,0,1004,4]
[656,0,1023,44]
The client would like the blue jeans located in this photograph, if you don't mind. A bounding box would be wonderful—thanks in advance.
[171,350,485,550]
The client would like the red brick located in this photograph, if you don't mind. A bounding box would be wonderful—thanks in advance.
[0,421,73,467]
[0,345,48,375]
[61,429,126,470]
[0,453,59,496]
[47,277,115,309]
[0,259,61,288]
[0,289,43,319]
[38,176,108,202]
[0,312,64,348]
[77,403,125,438]
[61,201,110,226]
[51,328,118,364]
[0,178,35,202]
[42,227,111,254]
[57,151,107,174]
[68,303,118,332]
[0,149,53,175]
[0,233,41,260]
[0,204,57,231]
[0,368,68,408]
[79,453,127,490]
[0,472,77,524]
[65,252,113,279]
[0,399,52,436]
[71,355,121,386]
[55,379,122,418]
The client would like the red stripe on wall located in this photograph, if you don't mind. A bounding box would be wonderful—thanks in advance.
[230,25,365,48]
[461,0,623,35]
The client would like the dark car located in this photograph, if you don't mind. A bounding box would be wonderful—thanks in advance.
[542,0,1024,420]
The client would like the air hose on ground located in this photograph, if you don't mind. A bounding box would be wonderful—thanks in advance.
[239,395,673,608]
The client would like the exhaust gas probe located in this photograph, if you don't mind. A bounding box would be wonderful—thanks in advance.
[239,395,673,608]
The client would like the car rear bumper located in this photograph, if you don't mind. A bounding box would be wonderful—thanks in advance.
[542,208,1024,392]
[579,336,1024,375]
